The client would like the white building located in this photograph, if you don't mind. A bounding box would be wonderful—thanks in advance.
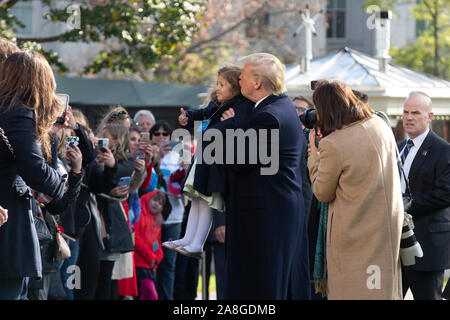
[286,47,450,141]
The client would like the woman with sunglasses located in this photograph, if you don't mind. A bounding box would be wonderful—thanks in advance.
[148,120,185,300]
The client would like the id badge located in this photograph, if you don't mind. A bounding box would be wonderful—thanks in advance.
[153,242,158,251]
[196,120,210,132]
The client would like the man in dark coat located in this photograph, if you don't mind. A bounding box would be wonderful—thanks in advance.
[398,91,450,300]
[222,53,310,300]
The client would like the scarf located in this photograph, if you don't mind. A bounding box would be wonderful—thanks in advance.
[313,201,329,297]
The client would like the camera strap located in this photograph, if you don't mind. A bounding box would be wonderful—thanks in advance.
[374,112,412,199]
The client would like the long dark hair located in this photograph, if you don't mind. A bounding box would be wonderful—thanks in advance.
[312,80,374,137]
[0,50,64,160]
[150,120,173,139]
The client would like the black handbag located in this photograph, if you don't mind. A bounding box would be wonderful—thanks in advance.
[34,215,53,243]
[1,126,54,243]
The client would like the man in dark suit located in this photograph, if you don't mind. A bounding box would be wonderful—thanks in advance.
[221,53,310,299]
[398,91,450,300]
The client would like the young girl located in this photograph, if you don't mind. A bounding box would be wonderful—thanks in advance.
[162,65,254,257]
[134,190,165,300]
[94,123,135,299]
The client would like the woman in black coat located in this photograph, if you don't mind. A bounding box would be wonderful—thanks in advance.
[0,51,68,299]
[163,66,254,256]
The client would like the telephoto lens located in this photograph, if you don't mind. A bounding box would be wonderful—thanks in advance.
[400,213,423,266]
[299,109,317,129]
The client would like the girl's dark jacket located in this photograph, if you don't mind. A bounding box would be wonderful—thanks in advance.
[0,104,66,278]
[34,134,85,274]
[182,95,254,196]
[95,156,135,253]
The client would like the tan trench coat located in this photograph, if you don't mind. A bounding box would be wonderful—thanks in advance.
[308,116,403,300]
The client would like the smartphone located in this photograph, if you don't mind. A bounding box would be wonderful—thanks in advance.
[119,176,131,187]
[97,138,109,151]
[140,132,150,143]
[55,93,69,125]
[66,136,79,148]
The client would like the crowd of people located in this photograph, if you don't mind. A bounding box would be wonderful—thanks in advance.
[0,38,448,300]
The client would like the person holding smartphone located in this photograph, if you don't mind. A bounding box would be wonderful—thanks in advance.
[92,123,135,300]
[148,120,185,300]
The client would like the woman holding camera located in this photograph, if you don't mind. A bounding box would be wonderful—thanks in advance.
[307,80,403,300]
[0,51,68,299]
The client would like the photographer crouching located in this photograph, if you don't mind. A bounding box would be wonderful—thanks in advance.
[306,80,404,300]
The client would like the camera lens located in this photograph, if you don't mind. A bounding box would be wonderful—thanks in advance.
[299,109,317,129]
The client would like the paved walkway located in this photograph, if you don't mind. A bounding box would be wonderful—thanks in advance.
[196,270,449,300]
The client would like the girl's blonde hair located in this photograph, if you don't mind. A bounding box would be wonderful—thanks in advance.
[57,128,67,160]
[96,105,130,136]
[102,123,130,162]
[72,108,93,137]
[0,38,20,65]
[0,50,64,160]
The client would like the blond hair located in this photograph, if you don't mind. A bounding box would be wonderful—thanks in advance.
[239,53,286,95]
[72,108,93,137]
[0,50,63,160]
[0,38,20,65]
[102,123,130,162]
[96,105,130,136]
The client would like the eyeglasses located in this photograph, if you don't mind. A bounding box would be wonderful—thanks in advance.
[153,132,169,137]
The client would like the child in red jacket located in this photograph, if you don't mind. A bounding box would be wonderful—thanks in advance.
[134,190,165,300]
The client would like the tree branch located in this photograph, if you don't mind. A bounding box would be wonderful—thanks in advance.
[4,0,20,9]
[17,31,76,43]
[185,2,270,54]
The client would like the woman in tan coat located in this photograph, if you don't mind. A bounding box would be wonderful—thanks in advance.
[307,80,404,300]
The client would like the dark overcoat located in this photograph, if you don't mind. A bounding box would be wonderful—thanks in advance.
[0,105,66,278]
[183,95,254,195]
[398,130,450,271]
[223,94,310,299]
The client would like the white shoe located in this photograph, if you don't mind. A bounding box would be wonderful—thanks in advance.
[162,240,183,250]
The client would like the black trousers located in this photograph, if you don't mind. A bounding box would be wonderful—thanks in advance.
[204,241,226,300]
[74,220,101,300]
[402,267,444,300]
[95,260,115,300]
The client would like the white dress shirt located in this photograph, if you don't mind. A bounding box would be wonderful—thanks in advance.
[254,95,270,109]
[400,128,429,193]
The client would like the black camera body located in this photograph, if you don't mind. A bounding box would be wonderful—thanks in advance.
[299,109,317,129]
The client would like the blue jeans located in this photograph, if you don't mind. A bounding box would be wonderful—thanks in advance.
[60,239,80,300]
[156,223,181,300]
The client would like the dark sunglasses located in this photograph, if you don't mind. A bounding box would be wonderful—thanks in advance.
[153,132,169,137]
